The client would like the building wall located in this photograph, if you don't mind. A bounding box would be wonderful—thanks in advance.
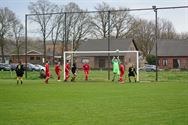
[0,56,10,63]
[11,55,43,64]
[75,56,129,69]
[46,43,72,56]
[71,41,138,69]
[76,57,95,69]
[159,56,188,69]
[28,55,43,64]
[125,42,137,68]
[46,44,63,56]
[11,55,24,63]
[11,54,57,65]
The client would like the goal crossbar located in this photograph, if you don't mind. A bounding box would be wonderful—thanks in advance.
[63,51,139,82]
[64,50,139,54]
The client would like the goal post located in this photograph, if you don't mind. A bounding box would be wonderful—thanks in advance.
[63,51,139,82]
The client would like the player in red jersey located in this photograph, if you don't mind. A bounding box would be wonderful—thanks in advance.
[45,61,50,84]
[119,63,125,83]
[64,60,70,81]
[55,61,61,81]
[82,62,90,81]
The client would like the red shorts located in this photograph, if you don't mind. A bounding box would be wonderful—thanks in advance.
[56,71,60,76]
[46,72,50,77]
[84,70,89,74]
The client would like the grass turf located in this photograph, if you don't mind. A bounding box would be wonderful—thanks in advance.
[0,80,188,125]
[1,69,188,82]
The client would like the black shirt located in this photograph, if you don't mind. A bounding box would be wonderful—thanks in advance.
[71,63,77,74]
[16,64,24,76]
[128,67,136,76]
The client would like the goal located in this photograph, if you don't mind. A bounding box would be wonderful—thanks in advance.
[63,51,139,82]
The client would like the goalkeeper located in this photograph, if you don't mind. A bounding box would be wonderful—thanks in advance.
[112,56,120,82]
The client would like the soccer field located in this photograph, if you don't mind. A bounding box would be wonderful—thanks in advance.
[0,79,188,125]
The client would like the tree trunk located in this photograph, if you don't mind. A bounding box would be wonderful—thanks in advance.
[1,45,5,63]
[61,40,64,60]
[17,46,20,62]
[43,37,46,63]
[53,44,56,65]
[43,24,47,63]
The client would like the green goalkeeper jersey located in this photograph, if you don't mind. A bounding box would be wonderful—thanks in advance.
[112,59,120,75]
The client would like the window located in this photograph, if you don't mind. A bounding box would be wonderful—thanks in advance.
[163,59,168,66]
[30,56,34,60]
[36,57,41,60]
[173,59,180,68]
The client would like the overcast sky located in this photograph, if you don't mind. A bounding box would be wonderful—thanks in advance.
[0,0,188,33]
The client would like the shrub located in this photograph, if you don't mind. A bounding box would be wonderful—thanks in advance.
[146,54,156,65]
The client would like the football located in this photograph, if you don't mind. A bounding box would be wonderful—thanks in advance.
[116,49,119,53]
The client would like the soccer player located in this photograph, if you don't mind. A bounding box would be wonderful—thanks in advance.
[64,60,70,82]
[82,62,90,81]
[55,61,61,81]
[128,64,137,82]
[71,62,77,82]
[112,56,120,82]
[15,60,24,84]
[45,61,50,84]
[119,63,125,83]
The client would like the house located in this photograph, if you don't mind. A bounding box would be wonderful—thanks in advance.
[11,50,44,64]
[46,42,72,61]
[0,45,12,63]
[10,42,71,64]
[0,55,10,63]
[75,38,138,69]
[151,39,188,69]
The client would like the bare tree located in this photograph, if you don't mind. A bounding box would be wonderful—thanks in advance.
[27,38,43,52]
[110,8,135,38]
[63,2,92,50]
[158,19,177,39]
[12,19,24,61]
[0,7,16,63]
[91,2,112,38]
[129,18,179,57]
[28,0,57,62]
[50,6,64,64]
[178,32,188,39]
[91,3,135,39]
[129,19,155,57]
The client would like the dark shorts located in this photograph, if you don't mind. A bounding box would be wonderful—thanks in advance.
[72,70,76,74]
[16,73,24,77]
[128,73,136,77]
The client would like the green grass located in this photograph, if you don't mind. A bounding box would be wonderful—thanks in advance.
[0,79,188,125]
[1,69,188,82]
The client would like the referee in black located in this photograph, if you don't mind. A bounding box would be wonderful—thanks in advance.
[15,60,24,84]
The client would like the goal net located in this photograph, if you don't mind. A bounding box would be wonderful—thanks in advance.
[63,51,139,82]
